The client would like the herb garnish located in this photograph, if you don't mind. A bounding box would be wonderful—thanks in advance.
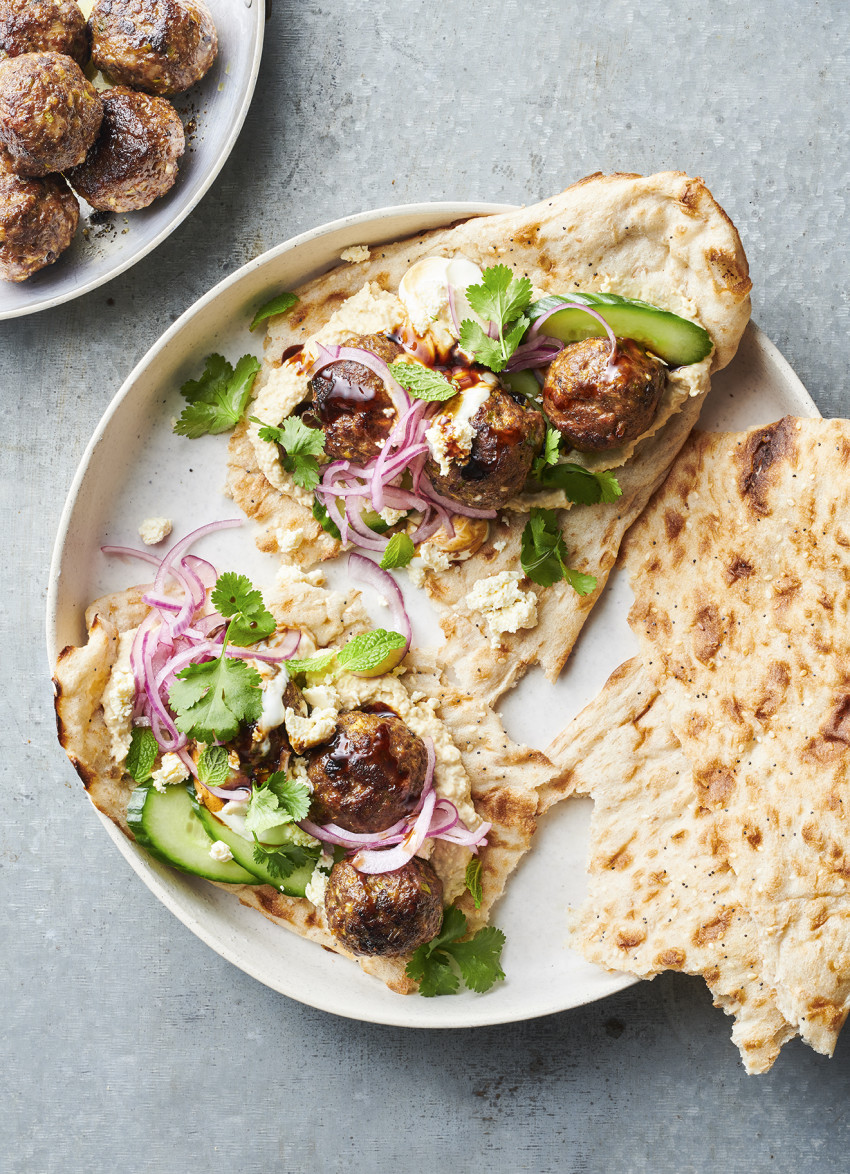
[250,291,299,333]
[336,629,407,675]
[196,745,231,789]
[252,840,313,880]
[406,906,506,996]
[245,773,311,836]
[520,508,597,595]
[464,858,483,910]
[174,353,261,438]
[389,361,458,402]
[380,532,415,570]
[212,572,277,646]
[532,428,622,505]
[312,498,341,541]
[126,727,157,782]
[251,415,326,491]
[459,265,533,373]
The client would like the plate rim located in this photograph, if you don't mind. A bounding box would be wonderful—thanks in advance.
[46,200,820,1027]
[0,1,266,322]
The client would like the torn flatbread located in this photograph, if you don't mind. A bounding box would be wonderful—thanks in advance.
[624,417,850,1055]
[543,657,796,1074]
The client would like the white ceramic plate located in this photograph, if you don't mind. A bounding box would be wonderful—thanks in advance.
[47,202,820,1027]
[0,0,265,321]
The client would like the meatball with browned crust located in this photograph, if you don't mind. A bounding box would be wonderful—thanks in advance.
[308,708,428,834]
[542,336,666,453]
[325,857,443,957]
[90,0,217,96]
[0,51,102,176]
[310,333,403,465]
[66,86,184,212]
[426,384,545,509]
[0,167,78,281]
[0,0,89,66]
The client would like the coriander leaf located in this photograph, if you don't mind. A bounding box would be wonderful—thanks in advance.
[312,498,341,541]
[380,532,415,570]
[211,572,277,647]
[266,773,311,823]
[503,314,530,356]
[285,649,338,676]
[250,291,298,333]
[252,839,313,881]
[169,655,263,744]
[336,629,407,675]
[174,353,260,438]
[197,745,230,789]
[251,415,326,491]
[389,361,458,402]
[458,319,505,372]
[428,903,468,949]
[465,264,533,331]
[520,508,597,595]
[533,460,623,506]
[245,784,285,836]
[126,727,157,782]
[407,947,459,997]
[464,857,483,910]
[537,426,562,470]
[449,926,506,993]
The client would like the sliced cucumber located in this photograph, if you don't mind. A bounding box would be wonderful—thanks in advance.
[192,797,318,897]
[527,293,712,366]
[502,369,541,400]
[126,784,257,884]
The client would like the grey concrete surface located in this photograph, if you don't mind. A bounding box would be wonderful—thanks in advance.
[2,2,849,1171]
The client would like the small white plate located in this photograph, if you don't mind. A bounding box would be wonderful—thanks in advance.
[47,202,820,1027]
[0,0,265,321]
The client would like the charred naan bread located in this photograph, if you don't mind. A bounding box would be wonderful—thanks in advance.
[624,417,850,1056]
[543,658,796,1074]
[227,171,751,703]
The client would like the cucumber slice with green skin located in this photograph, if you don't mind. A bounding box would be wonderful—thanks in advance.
[502,369,541,401]
[192,796,319,897]
[527,293,712,367]
[126,783,257,884]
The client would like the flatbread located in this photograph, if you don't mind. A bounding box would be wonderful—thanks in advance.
[54,571,559,994]
[624,417,850,1055]
[227,171,751,701]
[543,657,796,1074]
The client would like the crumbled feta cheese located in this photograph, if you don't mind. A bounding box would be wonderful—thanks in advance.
[290,755,311,789]
[151,752,190,794]
[340,244,371,263]
[101,631,137,762]
[493,538,508,553]
[138,516,173,546]
[302,684,340,712]
[418,542,451,574]
[379,506,407,526]
[305,853,334,906]
[209,840,233,863]
[424,381,492,475]
[285,705,338,753]
[465,571,538,643]
[276,526,304,553]
[217,798,250,838]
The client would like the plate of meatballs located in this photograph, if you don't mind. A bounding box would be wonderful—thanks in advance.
[0,0,265,318]
[47,200,814,1025]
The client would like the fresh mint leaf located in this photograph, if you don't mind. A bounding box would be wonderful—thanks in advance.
[250,291,298,333]
[464,857,483,910]
[389,361,457,402]
[380,532,415,570]
[251,415,326,491]
[197,745,230,789]
[312,498,341,541]
[174,353,260,438]
[285,649,338,677]
[406,905,505,997]
[126,727,157,782]
[169,655,263,744]
[336,629,407,675]
[252,839,313,881]
[211,572,276,646]
[520,508,597,595]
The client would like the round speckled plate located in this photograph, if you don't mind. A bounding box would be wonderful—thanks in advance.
[0,0,265,321]
[46,202,820,1027]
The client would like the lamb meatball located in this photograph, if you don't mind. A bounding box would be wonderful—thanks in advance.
[89,0,217,96]
[426,384,545,510]
[0,51,102,176]
[542,336,666,453]
[0,0,90,66]
[66,86,184,212]
[310,333,402,464]
[307,708,428,834]
[0,167,78,281]
[325,857,443,957]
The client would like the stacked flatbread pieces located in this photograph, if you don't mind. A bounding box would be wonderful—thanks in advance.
[546,416,850,1072]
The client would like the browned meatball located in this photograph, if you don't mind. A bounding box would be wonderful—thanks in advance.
[0,51,102,176]
[0,0,89,66]
[325,857,443,957]
[0,167,78,281]
[426,384,545,509]
[308,708,428,834]
[542,336,667,453]
[310,333,402,465]
[66,86,184,212]
[90,0,217,96]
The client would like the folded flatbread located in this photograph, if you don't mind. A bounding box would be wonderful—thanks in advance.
[227,171,751,703]
[624,417,850,1056]
[543,657,796,1074]
[54,570,559,993]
